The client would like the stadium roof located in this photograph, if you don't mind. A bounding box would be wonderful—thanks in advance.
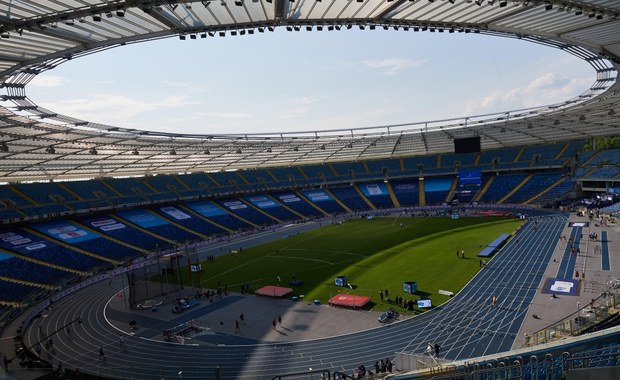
[0,0,619,182]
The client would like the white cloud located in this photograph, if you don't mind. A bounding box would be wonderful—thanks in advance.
[28,75,65,88]
[38,93,200,126]
[464,73,591,115]
[275,106,310,119]
[363,58,426,76]
[202,111,252,119]
[291,95,321,105]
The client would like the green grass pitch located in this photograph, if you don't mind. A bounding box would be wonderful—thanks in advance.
[170,216,523,313]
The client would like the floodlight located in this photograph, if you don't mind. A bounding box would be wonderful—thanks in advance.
[200,33,207,38]
[219,31,225,36]
[235,0,242,5]
[116,9,125,17]
[179,34,186,40]
[499,0,507,6]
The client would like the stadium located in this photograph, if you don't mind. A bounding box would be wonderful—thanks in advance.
[0,0,620,379]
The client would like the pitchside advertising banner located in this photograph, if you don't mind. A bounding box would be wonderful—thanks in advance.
[117,209,170,228]
[360,183,388,197]
[276,193,301,203]
[245,195,278,209]
[0,230,49,254]
[302,189,333,203]
[187,201,228,217]
[32,221,100,244]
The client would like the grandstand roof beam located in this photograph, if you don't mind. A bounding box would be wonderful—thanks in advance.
[375,0,407,20]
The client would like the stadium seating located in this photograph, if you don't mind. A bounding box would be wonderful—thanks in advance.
[503,172,564,204]
[0,279,45,303]
[0,228,108,271]
[62,179,118,200]
[331,161,368,177]
[424,177,453,205]
[366,158,401,175]
[177,172,218,190]
[402,155,437,171]
[79,215,172,253]
[532,178,574,206]
[145,175,185,193]
[584,167,620,180]
[520,142,566,161]
[185,200,252,231]
[242,196,301,222]
[0,252,77,286]
[104,177,154,197]
[583,148,620,166]
[267,166,305,182]
[300,190,347,214]
[479,146,522,165]
[0,209,23,221]
[271,192,324,218]
[390,180,419,207]
[301,164,333,180]
[480,173,528,203]
[236,169,272,186]
[439,152,477,169]
[215,198,278,226]
[13,182,77,205]
[328,186,371,212]
[0,186,33,207]
[152,206,227,237]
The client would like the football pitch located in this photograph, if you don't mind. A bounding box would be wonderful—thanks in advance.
[174,216,524,313]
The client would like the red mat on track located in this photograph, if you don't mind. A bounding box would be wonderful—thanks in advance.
[255,285,293,298]
[328,294,371,308]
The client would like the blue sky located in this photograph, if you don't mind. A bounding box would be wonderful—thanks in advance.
[25,29,593,135]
